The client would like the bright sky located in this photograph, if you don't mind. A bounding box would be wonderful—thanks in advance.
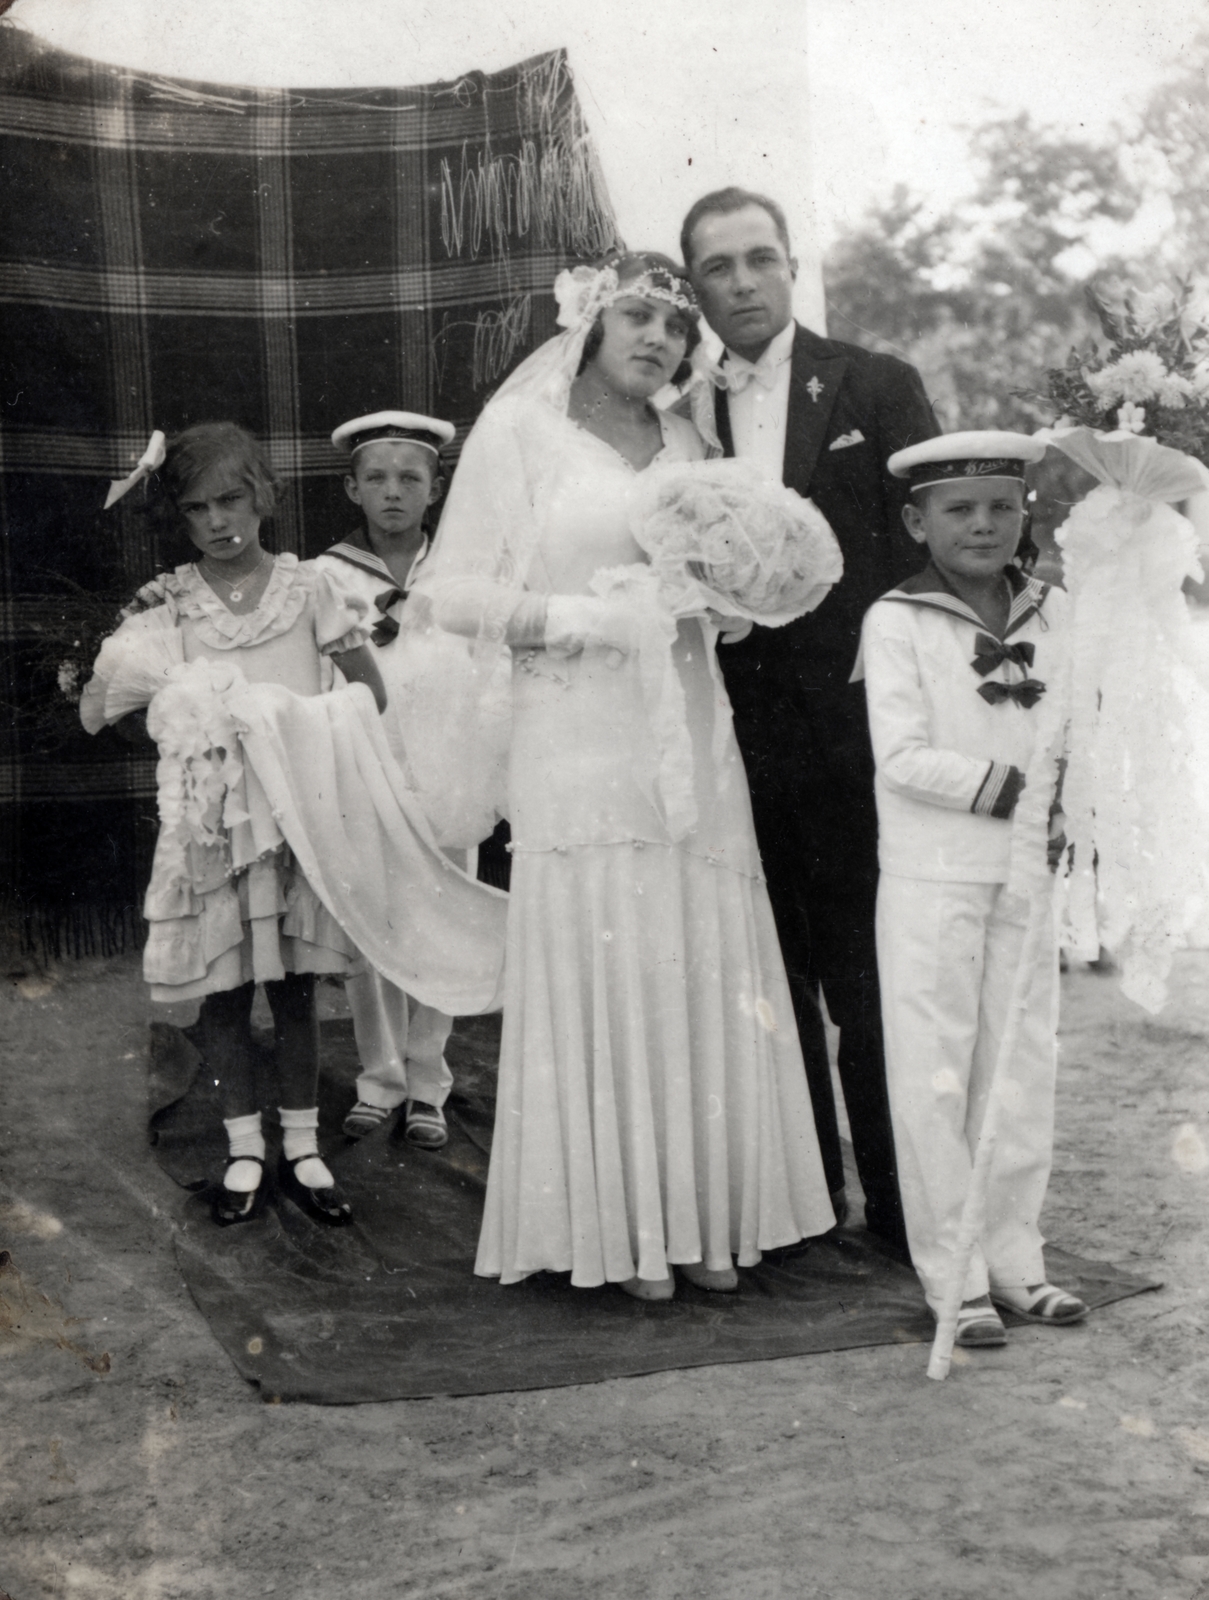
[11,0,1209,325]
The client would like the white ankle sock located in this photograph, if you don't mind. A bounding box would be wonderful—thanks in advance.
[279,1106,333,1190]
[222,1112,265,1193]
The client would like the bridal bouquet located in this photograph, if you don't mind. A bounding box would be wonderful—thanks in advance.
[627,458,843,627]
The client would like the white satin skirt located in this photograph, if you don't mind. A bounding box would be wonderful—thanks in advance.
[474,627,835,1286]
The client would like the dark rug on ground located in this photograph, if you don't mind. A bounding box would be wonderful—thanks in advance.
[147,1015,1160,1403]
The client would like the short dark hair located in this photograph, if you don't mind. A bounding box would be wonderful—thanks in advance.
[146,421,279,566]
[680,187,792,271]
[577,251,702,386]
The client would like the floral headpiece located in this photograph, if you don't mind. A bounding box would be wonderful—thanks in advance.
[553,262,698,332]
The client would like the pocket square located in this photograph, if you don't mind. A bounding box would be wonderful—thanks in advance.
[829,430,866,450]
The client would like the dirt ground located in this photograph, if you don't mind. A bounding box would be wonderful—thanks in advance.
[1,949,1208,1600]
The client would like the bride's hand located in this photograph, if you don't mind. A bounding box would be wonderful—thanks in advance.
[545,595,644,662]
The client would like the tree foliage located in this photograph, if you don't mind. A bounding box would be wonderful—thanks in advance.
[822,41,1209,434]
[1140,29,1209,270]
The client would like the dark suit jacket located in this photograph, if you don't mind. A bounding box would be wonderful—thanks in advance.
[718,323,939,696]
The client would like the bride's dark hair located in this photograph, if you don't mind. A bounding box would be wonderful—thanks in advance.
[578,252,702,387]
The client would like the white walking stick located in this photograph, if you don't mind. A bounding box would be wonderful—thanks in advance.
[927,653,1069,1383]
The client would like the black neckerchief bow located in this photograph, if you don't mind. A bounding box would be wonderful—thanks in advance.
[971,630,1044,707]
[977,678,1047,708]
[971,631,1035,677]
[370,587,405,648]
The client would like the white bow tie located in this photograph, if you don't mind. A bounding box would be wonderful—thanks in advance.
[719,354,781,394]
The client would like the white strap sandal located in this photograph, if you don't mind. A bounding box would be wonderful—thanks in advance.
[954,1297,1008,1348]
[990,1282,1088,1325]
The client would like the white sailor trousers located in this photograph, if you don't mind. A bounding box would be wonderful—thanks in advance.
[344,844,479,1111]
[345,966,454,1110]
[876,875,1058,1312]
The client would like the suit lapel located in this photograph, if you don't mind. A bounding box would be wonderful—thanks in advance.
[716,386,735,457]
[783,326,848,491]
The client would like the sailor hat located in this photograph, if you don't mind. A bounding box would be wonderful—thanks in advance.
[888,431,1047,492]
[332,411,456,458]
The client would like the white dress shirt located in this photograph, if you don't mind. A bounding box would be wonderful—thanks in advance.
[722,320,795,483]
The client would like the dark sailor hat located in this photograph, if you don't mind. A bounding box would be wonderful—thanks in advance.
[888,430,1047,492]
[331,410,456,458]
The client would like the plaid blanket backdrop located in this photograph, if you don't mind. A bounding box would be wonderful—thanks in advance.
[0,23,619,954]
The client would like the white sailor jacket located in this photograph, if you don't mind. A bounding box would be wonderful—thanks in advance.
[858,563,1067,883]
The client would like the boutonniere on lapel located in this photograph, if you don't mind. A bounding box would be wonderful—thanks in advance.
[806,376,824,403]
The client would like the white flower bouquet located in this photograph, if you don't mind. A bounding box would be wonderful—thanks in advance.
[627,458,843,627]
[1022,278,1209,468]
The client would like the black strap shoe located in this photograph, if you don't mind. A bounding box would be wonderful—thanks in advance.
[275,1151,353,1226]
[212,1156,266,1227]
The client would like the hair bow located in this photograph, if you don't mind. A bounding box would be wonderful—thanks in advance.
[104,430,167,510]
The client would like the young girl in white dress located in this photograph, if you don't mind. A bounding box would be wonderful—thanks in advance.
[417,255,836,1299]
[82,422,386,1227]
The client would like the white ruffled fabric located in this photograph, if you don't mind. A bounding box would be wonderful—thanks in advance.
[143,661,507,1008]
[1040,429,1209,1011]
[80,555,507,1006]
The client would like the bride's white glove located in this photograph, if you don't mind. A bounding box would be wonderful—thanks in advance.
[544,594,643,662]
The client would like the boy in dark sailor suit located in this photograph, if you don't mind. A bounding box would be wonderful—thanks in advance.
[859,430,1088,1348]
[682,186,939,1254]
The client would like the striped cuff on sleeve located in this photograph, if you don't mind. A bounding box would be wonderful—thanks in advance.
[971,762,1025,819]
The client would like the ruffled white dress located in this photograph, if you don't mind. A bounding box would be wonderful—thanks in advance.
[425,394,835,1285]
[84,554,370,1002]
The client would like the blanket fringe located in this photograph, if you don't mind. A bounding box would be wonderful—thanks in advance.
[2,897,144,967]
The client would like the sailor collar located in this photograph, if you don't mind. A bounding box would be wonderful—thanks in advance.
[879,562,1050,640]
[323,530,430,591]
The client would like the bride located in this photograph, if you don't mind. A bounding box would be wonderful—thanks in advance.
[417,252,835,1299]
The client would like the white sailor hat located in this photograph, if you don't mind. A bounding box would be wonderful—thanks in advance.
[888,430,1047,492]
[331,411,456,458]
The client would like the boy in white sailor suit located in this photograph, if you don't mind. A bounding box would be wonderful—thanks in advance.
[316,411,506,1151]
[859,431,1088,1349]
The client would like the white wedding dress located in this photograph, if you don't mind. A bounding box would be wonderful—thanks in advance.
[424,390,835,1286]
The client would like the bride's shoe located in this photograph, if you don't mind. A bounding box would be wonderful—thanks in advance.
[678,1260,739,1292]
[617,1274,675,1302]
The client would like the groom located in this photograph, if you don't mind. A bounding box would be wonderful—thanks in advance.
[682,186,938,1255]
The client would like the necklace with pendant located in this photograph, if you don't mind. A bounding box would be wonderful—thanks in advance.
[201,550,269,605]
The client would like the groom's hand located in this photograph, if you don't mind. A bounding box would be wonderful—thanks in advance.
[706,609,753,644]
